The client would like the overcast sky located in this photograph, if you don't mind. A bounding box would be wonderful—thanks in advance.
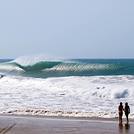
[0,0,134,59]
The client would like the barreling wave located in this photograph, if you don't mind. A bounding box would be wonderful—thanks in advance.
[12,61,62,71]
[1,58,134,78]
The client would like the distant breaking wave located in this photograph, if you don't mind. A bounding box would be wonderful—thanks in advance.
[12,61,62,71]
[0,58,134,78]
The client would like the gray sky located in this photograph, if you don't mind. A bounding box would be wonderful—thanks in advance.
[0,0,134,59]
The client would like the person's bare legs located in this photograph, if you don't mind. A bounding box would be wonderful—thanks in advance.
[119,114,122,124]
[126,114,129,124]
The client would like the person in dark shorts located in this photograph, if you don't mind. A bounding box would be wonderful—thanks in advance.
[118,102,123,124]
[124,102,130,123]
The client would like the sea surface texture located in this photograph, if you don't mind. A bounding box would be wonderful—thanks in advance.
[0,57,134,118]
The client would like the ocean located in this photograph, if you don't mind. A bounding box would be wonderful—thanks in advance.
[0,57,134,118]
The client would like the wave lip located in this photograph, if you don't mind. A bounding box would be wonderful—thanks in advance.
[13,55,62,66]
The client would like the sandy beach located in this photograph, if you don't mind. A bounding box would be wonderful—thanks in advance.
[0,115,133,134]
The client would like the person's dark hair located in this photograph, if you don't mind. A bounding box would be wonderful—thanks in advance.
[120,102,123,105]
[125,102,128,106]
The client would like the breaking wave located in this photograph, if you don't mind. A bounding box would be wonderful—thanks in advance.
[1,57,134,78]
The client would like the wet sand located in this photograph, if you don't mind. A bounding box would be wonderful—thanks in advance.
[0,115,133,134]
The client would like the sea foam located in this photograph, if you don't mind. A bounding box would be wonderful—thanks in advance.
[0,75,134,118]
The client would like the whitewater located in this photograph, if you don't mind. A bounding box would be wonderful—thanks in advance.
[0,57,134,118]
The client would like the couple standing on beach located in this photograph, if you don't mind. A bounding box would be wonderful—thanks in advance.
[118,102,130,124]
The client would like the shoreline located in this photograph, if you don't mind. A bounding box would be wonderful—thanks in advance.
[0,115,133,134]
[1,113,134,122]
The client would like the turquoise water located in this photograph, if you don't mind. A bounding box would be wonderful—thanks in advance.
[1,59,134,78]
